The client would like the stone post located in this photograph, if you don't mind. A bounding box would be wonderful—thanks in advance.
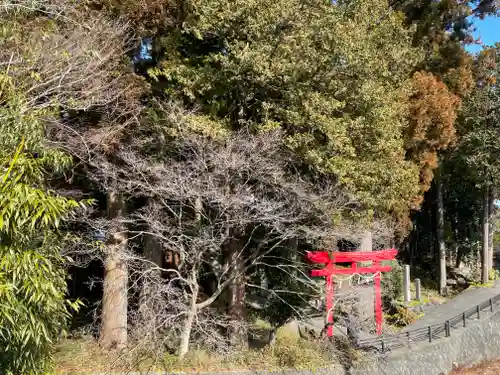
[358,230,372,269]
[403,264,411,303]
[415,278,421,302]
[355,230,374,328]
[358,230,373,252]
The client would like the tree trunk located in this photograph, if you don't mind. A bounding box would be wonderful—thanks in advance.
[141,220,164,307]
[453,222,462,269]
[482,186,490,284]
[177,197,206,358]
[139,221,164,334]
[269,327,278,347]
[227,230,247,348]
[289,237,299,265]
[454,243,462,269]
[488,188,495,275]
[178,284,198,358]
[436,169,447,296]
[100,192,128,350]
[143,233,163,269]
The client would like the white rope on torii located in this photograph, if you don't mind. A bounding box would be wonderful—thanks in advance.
[332,271,382,283]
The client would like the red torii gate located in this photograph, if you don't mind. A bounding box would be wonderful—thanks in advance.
[306,248,398,336]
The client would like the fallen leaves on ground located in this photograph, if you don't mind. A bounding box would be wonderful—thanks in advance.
[450,361,500,374]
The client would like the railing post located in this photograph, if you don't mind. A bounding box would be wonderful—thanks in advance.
[355,294,500,354]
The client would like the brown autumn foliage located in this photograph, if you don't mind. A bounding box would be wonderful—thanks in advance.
[433,42,475,97]
[405,71,461,204]
[474,48,499,87]
[444,60,475,98]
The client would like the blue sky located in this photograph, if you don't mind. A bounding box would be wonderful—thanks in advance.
[467,16,500,54]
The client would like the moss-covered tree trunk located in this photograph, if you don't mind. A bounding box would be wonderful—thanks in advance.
[100,191,128,349]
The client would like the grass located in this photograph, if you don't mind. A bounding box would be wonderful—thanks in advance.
[54,326,334,374]
[468,269,500,288]
[468,280,495,288]
[384,282,449,330]
[384,305,424,328]
[165,328,332,372]
[391,283,448,312]
[407,282,449,305]
[53,337,150,374]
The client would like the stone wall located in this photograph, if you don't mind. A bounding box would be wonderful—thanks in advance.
[349,307,500,375]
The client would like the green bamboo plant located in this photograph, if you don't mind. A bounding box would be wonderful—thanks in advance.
[0,87,86,374]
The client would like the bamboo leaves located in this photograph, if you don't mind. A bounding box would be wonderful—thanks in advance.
[0,87,85,375]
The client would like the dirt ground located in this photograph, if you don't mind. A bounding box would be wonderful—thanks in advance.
[449,361,500,374]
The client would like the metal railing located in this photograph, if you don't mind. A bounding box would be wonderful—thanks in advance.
[357,292,500,353]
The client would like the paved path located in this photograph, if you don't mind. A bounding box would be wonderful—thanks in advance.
[402,282,500,331]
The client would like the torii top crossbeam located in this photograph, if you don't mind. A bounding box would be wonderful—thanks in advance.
[307,249,397,264]
[306,248,398,337]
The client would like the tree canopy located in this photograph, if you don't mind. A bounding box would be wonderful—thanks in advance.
[147,0,423,217]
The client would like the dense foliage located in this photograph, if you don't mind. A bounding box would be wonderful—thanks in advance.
[0,84,83,373]
[148,0,423,216]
